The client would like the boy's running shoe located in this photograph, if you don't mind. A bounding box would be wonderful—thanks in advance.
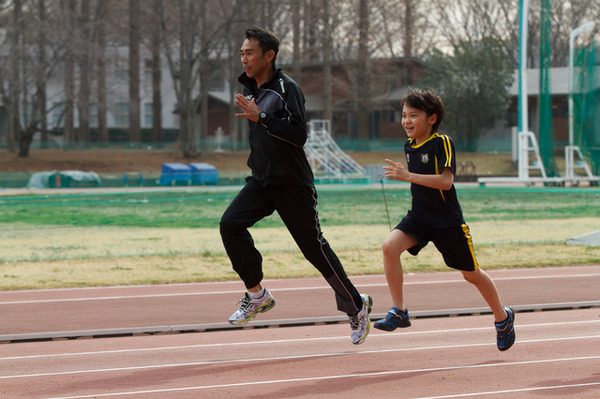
[349,294,373,345]
[374,307,411,331]
[228,289,275,325]
[495,306,516,351]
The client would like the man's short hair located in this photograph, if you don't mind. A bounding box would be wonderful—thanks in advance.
[245,27,279,67]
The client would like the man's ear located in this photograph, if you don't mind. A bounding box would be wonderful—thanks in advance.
[264,49,275,64]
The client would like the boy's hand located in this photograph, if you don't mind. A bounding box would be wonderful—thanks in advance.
[383,159,411,182]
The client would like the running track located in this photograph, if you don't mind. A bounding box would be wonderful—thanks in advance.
[1,265,599,398]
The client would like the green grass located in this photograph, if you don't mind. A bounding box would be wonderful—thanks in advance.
[1,184,600,290]
[1,184,599,227]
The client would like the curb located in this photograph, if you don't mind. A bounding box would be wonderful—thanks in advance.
[2,300,599,344]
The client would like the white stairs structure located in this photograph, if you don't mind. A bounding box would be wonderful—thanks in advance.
[305,120,367,181]
[478,131,598,186]
[564,145,597,182]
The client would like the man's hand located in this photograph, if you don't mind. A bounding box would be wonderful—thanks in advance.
[234,93,260,122]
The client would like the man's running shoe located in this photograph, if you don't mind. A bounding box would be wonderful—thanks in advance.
[495,306,516,351]
[228,289,275,325]
[374,307,411,331]
[349,294,373,345]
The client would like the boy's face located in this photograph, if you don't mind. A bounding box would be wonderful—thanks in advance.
[401,104,437,144]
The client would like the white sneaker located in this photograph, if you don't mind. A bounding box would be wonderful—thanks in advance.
[228,289,276,325]
[349,294,372,345]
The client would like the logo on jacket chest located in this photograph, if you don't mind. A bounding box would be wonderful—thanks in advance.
[421,153,430,164]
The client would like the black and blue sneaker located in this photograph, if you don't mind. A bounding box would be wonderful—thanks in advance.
[374,307,411,331]
[495,306,516,351]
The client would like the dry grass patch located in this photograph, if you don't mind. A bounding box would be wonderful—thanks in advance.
[1,218,599,290]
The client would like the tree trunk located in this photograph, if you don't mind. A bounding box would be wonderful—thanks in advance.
[7,0,21,153]
[292,0,302,82]
[38,0,48,148]
[96,0,108,143]
[403,0,413,57]
[322,0,333,123]
[18,127,35,157]
[151,5,162,143]
[356,0,370,143]
[181,102,196,158]
[226,21,239,150]
[62,0,76,148]
[78,0,91,145]
[128,0,141,144]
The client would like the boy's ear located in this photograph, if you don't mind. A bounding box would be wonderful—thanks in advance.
[428,113,438,125]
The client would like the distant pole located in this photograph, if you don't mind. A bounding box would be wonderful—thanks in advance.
[568,21,595,147]
[517,0,530,180]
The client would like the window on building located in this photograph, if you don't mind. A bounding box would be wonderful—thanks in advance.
[144,103,153,127]
[89,104,98,128]
[21,103,33,126]
[114,102,129,127]
[144,68,153,83]
[52,102,65,128]
[115,67,128,81]
[208,73,225,91]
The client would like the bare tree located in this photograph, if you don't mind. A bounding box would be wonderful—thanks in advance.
[77,0,91,144]
[37,0,48,147]
[128,0,141,144]
[403,0,414,57]
[60,0,76,148]
[356,0,370,141]
[7,0,22,153]
[94,0,109,143]
[157,0,204,157]
[157,0,250,157]
[291,0,302,80]
[322,0,333,122]
[149,2,163,143]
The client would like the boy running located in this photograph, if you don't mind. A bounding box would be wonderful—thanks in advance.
[374,87,515,351]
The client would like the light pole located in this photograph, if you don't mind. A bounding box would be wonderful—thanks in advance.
[518,0,529,137]
[517,0,531,180]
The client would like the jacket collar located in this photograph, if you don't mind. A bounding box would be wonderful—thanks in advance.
[238,66,282,90]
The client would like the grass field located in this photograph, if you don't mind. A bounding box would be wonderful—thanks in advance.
[1,183,600,290]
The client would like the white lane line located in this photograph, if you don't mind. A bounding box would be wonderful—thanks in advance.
[413,382,600,398]
[2,273,600,305]
[1,320,599,361]
[40,356,600,399]
[2,335,599,380]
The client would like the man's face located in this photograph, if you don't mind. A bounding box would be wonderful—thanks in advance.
[240,37,271,80]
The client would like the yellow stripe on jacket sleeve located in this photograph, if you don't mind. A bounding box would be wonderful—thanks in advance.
[441,135,452,168]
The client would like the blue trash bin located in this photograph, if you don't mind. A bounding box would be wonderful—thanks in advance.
[189,163,219,185]
[160,163,192,186]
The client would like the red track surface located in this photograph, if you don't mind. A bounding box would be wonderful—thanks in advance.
[1,265,599,398]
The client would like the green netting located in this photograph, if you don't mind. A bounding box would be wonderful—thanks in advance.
[538,0,558,176]
[574,42,600,174]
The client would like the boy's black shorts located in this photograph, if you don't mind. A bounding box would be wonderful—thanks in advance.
[395,212,479,272]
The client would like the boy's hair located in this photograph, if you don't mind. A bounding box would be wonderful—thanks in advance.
[245,27,279,67]
[400,87,445,133]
